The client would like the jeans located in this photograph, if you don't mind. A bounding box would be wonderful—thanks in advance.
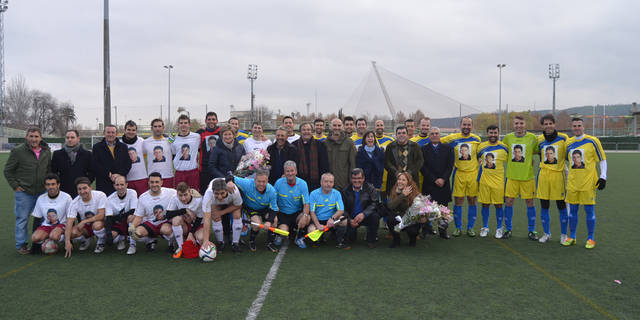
[346,212,380,243]
[14,191,39,249]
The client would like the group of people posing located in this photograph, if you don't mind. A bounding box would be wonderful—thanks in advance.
[4,111,606,258]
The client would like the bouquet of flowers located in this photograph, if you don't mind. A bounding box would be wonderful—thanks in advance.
[234,149,271,178]
[394,194,452,232]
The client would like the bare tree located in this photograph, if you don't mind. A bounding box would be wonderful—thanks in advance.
[4,75,32,129]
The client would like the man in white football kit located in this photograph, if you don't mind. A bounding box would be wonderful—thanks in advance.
[105,175,138,252]
[166,182,204,258]
[143,119,174,187]
[128,172,177,255]
[172,114,201,190]
[201,178,243,253]
[121,120,148,195]
[64,177,108,257]
[31,173,72,248]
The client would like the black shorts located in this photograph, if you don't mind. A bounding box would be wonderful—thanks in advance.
[276,211,299,229]
[244,207,275,223]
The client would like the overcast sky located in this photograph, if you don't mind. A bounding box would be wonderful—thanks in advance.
[6,0,639,127]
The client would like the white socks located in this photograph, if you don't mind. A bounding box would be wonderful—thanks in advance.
[232,218,242,244]
[172,225,184,249]
[94,228,106,244]
[212,220,224,243]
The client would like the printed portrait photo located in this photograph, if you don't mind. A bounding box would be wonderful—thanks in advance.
[207,135,218,152]
[458,143,471,161]
[128,147,141,163]
[484,152,496,169]
[46,208,58,224]
[543,145,558,164]
[153,205,165,221]
[180,144,191,161]
[153,146,166,163]
[512,144,525,163]
[571,149,585,169]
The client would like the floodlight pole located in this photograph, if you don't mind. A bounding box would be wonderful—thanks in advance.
[164,65,173,131]
[103,0,111,127]
[247,64,258,124]
[549,64,560,116]
[497,64,506,133]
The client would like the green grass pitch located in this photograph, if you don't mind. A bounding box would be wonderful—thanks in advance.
[0,153,638,319]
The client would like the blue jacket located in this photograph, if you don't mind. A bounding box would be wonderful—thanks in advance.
[208,138,246,178]
[356,145,385,189]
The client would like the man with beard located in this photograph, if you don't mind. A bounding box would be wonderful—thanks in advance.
[351,118,368,149]
[325,118,357,191]
[267,127,298,185]
[313,119,327,142]
[476,125,509,238]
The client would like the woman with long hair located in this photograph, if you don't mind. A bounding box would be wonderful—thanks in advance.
[387,171,422,247]
[356,130,385,191]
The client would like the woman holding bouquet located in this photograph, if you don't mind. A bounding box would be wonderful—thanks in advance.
[387,172,422,247]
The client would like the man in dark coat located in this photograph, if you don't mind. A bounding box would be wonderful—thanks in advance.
[294,122,328,190]
[420,127,454,238]
[92,125,132,195]
[267,127,298,185]
[52,129,93,198]
[341,168,380,248]
[384,125,423,194]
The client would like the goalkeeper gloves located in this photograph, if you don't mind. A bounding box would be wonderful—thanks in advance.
[596,178,606,190]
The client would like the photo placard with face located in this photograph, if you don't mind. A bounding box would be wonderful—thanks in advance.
[512,144,525,163]
[570,149,585,169]
[543,145,558,164]
[483,152,496,169]
[458,143,472,161]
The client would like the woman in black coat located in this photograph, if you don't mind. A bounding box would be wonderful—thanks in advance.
[208,126,246,178]
[355,131,385,190]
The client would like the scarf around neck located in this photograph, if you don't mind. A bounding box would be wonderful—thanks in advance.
[64,144,80,164]
[297,139,319,182]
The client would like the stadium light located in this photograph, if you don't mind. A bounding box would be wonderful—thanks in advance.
[549,64,560,116]
[497,64,506,134]
[247,64,258,124]
[164,65,173,131]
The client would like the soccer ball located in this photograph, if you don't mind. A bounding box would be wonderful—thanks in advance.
[42,239,58,255]
[199,243,217,262]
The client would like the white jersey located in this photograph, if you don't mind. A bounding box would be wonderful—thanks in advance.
[68,190,108,221]
[32,191,72,226]
[121,136,147,181]
[202,179,243,213]
[243,137,273,153]
[106,189,138,217]
[171,132,201,171]
[168,192,204,218]
[143,136,174,178]
[135,187,177,225]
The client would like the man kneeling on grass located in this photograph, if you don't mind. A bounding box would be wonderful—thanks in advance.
[167,182,204,258]
[127,172,177,255]
[309,173,348,249]
[64,177,108,257]
[273,161,311,249]
[201,178,243,254]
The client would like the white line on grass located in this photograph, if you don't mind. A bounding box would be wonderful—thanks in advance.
[246,242,289,320]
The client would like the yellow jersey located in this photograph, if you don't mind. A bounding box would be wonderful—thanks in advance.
[410,135,431,148]
[537,132,568,172]
[477,141,509,188]
[566,134,605,191]
[441,133,481,172]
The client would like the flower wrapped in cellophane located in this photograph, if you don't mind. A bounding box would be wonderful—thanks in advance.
[234,149,271,178]
[394,194,452,232]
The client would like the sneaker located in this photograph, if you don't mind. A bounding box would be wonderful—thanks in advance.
[266,242,279,253]
[116,239,127,251]
[562,238,576,246]
[452,228,462,237]
[336,242,351,250]
[560,234,568,244]
[17,245,30,255]
[528,231,539,241]
[495,228,503,239]
[538,233,551,243]
[502,230,512,239]
[585,239,596,249]
[295,237,307,249]
[146,240,157,252]
[479,227,489,238]
[216,242,225,254]
[467,229,476,237]
[231,243,241,253]
[248,240,257,252]
[172,247,183,259]
[93,243,105,254]
[274,235,282,246]
[79,239,92,251]
[126,244,137,255]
